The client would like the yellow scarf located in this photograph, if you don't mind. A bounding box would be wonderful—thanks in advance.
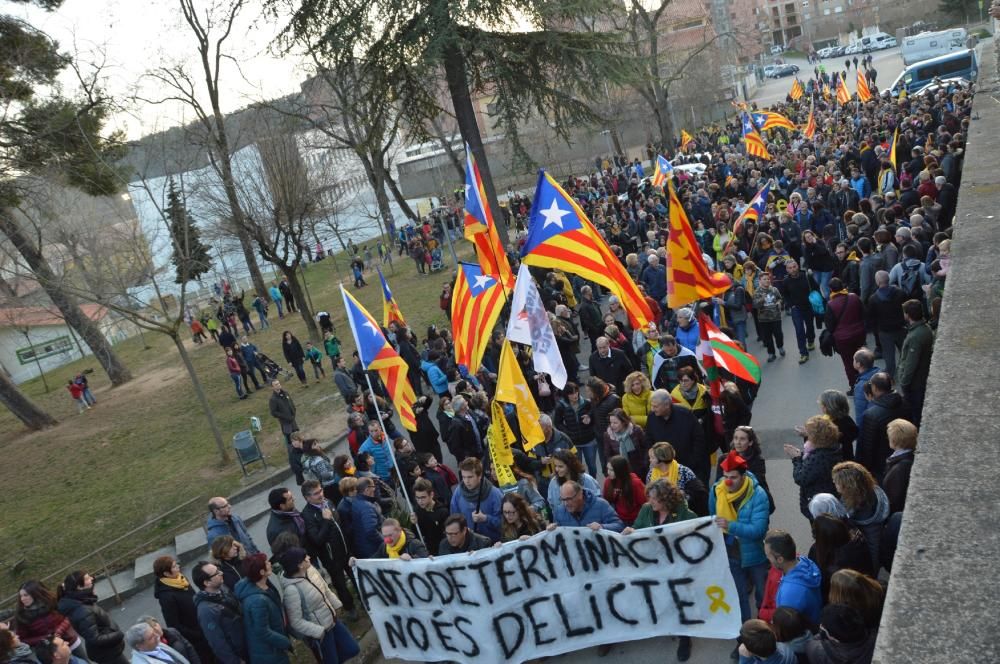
[714,477,753,530]
[386,531,407,559]
[344,466,356,476]
[160,575,190,591]
[650,461,680,486]
[830,289,849,298]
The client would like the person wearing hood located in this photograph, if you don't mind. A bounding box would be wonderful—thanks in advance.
[710,451,771,659]
[673,307,700,353]
[55,572,127,664]
[550,482,624,532]
[736,619,797,664]
[276,548,359,664]
[449,458,503,543]
[234,554,292,664]
[763,531,823,625]
[191,563,246,664]
[805,604,876,664]
[357,420,395,484]
[151,557,212,664]
[784,416,843,520]
[856,373,911,480]
[832,462,890,572]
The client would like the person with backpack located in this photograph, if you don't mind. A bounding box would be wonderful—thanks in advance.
[865,271,908,379]
[888,244,930,308]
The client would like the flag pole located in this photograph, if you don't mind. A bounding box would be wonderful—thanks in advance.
[362,372,425,543]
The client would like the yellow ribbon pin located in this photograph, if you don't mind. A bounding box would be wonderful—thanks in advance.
[705,586,731,614]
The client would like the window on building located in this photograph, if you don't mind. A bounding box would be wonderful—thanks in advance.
[673,18,705,30]
[16,335,73,365]
[804,12,811,18]
[823,7,831,13]
[834,5,843,11]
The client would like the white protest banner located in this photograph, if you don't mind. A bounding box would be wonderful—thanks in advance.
[505,262,568,389]
[355,517,740,664]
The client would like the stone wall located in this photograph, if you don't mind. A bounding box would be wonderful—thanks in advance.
[871,39,1000,664]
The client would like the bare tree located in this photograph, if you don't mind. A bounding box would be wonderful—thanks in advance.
[138,0,268,297]
[198,116,326,341]
[0,370,56,430]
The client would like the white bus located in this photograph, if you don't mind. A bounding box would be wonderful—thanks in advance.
[900,29,967,65]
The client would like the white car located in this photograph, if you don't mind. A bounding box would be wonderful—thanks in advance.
[770,45,784,55]
[763,65,778,77]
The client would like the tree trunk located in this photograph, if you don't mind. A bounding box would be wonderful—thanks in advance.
[442,44,509,245]
[429,114,466,181]
[0,370,57,430]
[357,153,397,241]
[653,100,675,157]
[282,266,320,342]
[220,165,268,297]
[171,333,229,463]
[378,165,418,224]
[0,212,133,387]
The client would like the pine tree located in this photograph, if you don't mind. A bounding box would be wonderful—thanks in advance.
[166,178,212,284]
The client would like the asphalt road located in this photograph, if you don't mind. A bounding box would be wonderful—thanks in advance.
[375,314,861,664]
[752,46,906,107]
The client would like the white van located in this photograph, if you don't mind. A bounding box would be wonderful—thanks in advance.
[900,29,968,65]
[860,32,895,51]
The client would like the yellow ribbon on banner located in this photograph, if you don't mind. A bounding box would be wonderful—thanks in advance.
[705,586,731,614]
[488,401,517,486]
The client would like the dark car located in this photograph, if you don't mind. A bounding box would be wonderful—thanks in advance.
[772,64,800,78]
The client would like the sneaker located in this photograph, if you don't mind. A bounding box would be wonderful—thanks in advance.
[799,354,809,364]
[767,354,776,362]
[677,637,692,662]
[806,342,816,351]
[778,348,786,357]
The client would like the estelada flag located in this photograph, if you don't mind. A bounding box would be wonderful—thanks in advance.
[789,79,804,100]
[451,262,507,373]
[856,68,872,102]
[665,180,732,308]
[377,268,406,329]
[463,144,514,288]
[520,170,653,329]
[340,286,416,431]
[680,130,695,151]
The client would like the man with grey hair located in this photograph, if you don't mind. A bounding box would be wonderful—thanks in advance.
[446,395,482,463]
[126,623,189,664]
[588,336,631,395]
[935,174,957,229]
[639,253,667,304]
[645,388,708,483]
[865,271,907,379]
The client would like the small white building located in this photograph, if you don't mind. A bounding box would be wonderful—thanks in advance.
[0,304,132,385]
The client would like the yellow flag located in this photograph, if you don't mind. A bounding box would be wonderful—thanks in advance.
[494,340,545,450]
[487,401,517,486]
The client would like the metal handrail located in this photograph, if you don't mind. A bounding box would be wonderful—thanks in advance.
[1,495,205,608]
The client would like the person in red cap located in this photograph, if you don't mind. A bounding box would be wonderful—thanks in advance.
[709,449,772,661]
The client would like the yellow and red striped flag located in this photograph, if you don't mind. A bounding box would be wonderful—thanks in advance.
[741,113,771,160]
[665,180,732,308]
[450,261,507,373]
[340,286,416,431]
[802,98,817,139]
[680,130,695,152]
[856,69,872,102]
[789,79,804,100]
[463,145,514,289]
[836,76,851,104]
[520,170,653,330]
[377,268,406,329]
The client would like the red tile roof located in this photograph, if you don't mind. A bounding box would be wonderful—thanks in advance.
[0,304,108,328]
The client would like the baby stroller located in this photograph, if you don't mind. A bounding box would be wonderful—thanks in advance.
[429,246,444,272]
[256,352,293,381]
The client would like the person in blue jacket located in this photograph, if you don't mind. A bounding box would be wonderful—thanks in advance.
[764,530,823,625]
[851,348,881,427]
[710,450,771,642]
[233,554,291,664]
[357,420,394,483]
[349,478,384,558]
[420,351,450,397]
[205,497,259,554]
[551,482,625,532]
[449,457,503,543]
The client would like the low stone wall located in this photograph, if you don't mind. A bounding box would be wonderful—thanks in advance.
[872,40,1000,664]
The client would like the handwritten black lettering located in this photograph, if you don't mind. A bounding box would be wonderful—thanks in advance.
[553,592,595,638]
[405,617,430,649]
[523,596,557,647]
[630,579,661,624]
[673,522,714,565]
[494,551,523,596]
[406,572,435,603]
[668,578,705,626]
[606,582,639,625]
[445,565,479,607]
[453,616,481,657]
[539,532,572,578]
[515,543,548,590]
[607,535,640,568]
[583,532,610,571]
[430,610,458,654]
[493,612,524,658]
[467,559,496,604]
[424,570,456,604]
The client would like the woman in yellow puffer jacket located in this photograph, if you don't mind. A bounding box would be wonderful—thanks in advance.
[621,371,652,427]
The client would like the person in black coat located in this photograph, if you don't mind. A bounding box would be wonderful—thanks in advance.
[857,373,911,481]
[411,478,450,556]
[299,481,358,618]
[808,515,874,600]
[588,337,633,396]
[138,617,201,664]
[265,487,305,548]
[281,331,308,386]
[411,395,443,461]
[786,416,844,520]
[445,396,482,463]
[881,419,917,514]
[645,390,709,483]
[151,557,213,664]
[396,328,424,397]
[56,572,127,664]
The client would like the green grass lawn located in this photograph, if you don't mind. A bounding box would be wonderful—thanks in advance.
[0,240,474,600]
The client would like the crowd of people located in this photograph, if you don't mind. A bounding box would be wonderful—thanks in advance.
[5,65,969,664]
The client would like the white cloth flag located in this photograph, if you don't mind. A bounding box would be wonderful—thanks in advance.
[505,263,567,389]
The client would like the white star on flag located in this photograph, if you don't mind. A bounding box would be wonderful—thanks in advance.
[540,198,571,229]
[472,274,494,290]
[363,320,381,336]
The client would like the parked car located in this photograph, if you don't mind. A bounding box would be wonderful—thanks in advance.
[770,45,784,55]
[770,64,800,78]
[763,65,779,77]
